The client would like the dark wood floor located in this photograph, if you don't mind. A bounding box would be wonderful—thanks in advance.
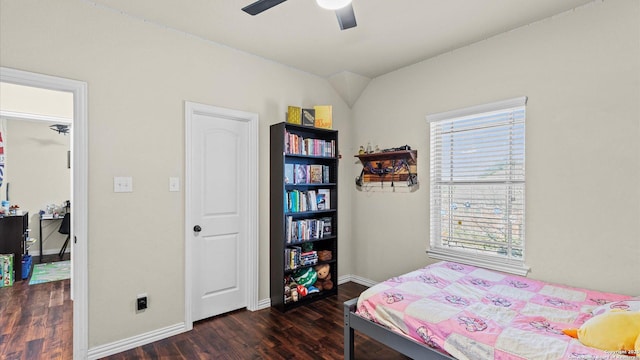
[0,253,72,360]
[1,259,409,359]
[105,282,409,360]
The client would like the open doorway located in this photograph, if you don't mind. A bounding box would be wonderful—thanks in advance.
[1,82,72,263]
[0,67,88,359]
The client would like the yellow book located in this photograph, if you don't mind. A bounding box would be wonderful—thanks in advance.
[314,105,332,129]
[287,106,302,125]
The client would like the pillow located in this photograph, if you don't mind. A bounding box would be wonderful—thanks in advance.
[564,309,640,355]
[592,299,640,316]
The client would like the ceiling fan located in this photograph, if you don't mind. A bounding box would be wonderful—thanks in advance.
[50,124,71,135]
[242,0,357,30]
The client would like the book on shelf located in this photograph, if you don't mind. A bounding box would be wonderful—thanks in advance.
[317,189,330,210]
[286,190,293,212]
[286,217,328,243]
[300,251,318,266]
[289,190,299,212]
[323,165,330,183]
[285,246,303,271]
[321,217,332,236]
[285,131,292,153]
[284,163,294,184]
[302,108,315,127]
[287,106,302,125]
[284,131,335,157]
[310,220,321,239]
[313,105,332,129]
[286,216,293,243]
[309,165,323,183]
[316,192,326,210]
[284,248,319,270]
[307,190,317,211]
[289,190,320,212]
[300,190,307,211]
[294,164,308,184]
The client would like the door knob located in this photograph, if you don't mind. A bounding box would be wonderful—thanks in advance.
[193,225,202,233]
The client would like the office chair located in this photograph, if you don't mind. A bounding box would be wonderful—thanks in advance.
[58,212,70,258]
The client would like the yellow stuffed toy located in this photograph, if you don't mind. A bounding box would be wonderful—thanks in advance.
[563,309,640,357]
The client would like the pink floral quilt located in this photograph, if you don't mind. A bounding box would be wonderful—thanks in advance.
[356,261,633,360]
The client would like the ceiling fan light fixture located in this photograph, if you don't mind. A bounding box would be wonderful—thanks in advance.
[50,123,71,135]
[316,0,351,10]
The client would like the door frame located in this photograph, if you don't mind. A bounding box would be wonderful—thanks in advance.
[1,67,89,359]
[184,101,259,329]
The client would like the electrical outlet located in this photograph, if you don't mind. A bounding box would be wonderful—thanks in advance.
[136,294,148,312]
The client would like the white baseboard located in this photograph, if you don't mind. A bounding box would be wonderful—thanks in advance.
[338,274,378,288]
[87,277,377,358]
[256,297,271,310]
[87,322,187,360]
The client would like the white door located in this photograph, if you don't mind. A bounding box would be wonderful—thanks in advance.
[189,104,252,321]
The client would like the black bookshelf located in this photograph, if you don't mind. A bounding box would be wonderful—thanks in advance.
[270,122,338,311]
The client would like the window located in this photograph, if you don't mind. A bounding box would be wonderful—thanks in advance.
[427,97,529,276]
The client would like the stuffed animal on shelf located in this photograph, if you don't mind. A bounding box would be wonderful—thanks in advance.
[563,308,640,357]
[313,263,333,291]
[293,267,317,288]
[292,267,319,298]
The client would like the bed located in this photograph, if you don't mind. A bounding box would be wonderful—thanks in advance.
[344,261,634,360]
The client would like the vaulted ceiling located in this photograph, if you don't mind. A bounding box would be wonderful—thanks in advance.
[89,0,594,105]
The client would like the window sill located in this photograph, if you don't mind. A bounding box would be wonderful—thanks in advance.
[427,248,530,277]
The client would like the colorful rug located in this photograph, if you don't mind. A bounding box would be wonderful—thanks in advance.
[29,260,71,285]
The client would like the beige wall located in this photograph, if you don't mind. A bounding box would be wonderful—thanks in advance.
[351,0,640,296]
[1,119,71,255]
[0,0,353,348]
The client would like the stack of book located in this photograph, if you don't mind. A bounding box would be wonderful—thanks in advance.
[285,216,332,243]
[284,248,319,271]
[284,131,336,157]
[285,246,301,271]
[284,164,331,184]
[286,189,331,213]
[300,251,318,266]
[286,105,333,129]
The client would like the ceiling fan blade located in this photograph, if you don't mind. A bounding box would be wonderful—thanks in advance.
[336,3,357,30]
[242,0,287,15]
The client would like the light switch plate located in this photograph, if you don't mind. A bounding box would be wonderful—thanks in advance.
[169,177,180,192]
[114,176,133,192]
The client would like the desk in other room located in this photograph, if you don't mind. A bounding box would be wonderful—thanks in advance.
[39,214,63,263]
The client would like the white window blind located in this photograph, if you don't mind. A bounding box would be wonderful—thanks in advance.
[427,97,529,275]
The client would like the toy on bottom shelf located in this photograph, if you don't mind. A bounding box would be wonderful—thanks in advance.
[289,267,319,302]
[563,300,640,357]
[313,263,333,291]
[294,267,317,287]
